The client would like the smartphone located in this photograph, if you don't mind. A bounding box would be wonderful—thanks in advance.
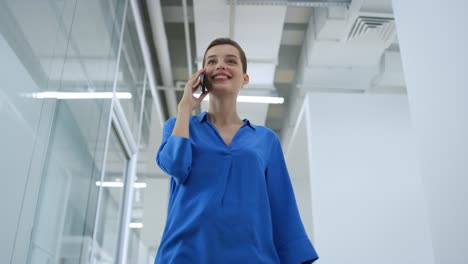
[200,73,207,94]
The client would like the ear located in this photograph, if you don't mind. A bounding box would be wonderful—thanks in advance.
[242,73,250,86]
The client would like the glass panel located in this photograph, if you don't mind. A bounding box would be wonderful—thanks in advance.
[126,79,155,263]
[126,165,148,263]
[126,196,145,263]
[126,224,151,263]
[0,0,126,263]
[93,125,129,263]
[28,101,109,264]
[0,0,77,261]
[116,4,146,143]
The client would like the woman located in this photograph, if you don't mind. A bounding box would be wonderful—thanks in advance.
[155,38,319,264]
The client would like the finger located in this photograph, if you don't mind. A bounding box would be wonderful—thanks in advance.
[192,78,201,88]
[189,68,206,82]
[195,90,209,104]
[191,79,201,92]
[184,69,205,94]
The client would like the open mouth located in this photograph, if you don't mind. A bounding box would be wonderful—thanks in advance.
[212,74,231,81]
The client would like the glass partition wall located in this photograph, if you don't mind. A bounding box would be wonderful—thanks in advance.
[0,0,157,263]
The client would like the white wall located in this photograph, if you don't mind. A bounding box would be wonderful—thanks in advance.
[305,93,434,264]
[142,178,170,252]
[392,1,468,263]
[286,109,315,239]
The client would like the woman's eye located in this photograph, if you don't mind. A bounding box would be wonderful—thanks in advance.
[227,60,237,64]
[207,60,215,64]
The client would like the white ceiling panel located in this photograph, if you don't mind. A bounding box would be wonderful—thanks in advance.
[308,38,386,66]
[193,0,230,61]
[233,5,287,60]
[301,65,379,91]
[313,6,347,40]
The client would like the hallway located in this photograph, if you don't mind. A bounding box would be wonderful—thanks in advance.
[1,0,467,263]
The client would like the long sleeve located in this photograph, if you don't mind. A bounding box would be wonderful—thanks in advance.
[265,136,319,264]
[156,118,192,184]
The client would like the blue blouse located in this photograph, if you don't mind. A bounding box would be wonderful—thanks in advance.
[155,112,318,264]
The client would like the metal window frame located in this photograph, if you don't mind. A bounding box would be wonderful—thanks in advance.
[112,96,138,264]
[129,0,164,127]
[118,73,148,264]
[91,0,151,263]
[89,0,130,262]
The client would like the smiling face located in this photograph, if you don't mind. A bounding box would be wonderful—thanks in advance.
[203,44,249,96]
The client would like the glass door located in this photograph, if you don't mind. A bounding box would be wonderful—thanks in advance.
[91,123,130,264]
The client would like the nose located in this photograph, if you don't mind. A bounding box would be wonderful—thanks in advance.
[216,61,226,70]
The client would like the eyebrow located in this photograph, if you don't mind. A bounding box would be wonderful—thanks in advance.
[206,54,239,59]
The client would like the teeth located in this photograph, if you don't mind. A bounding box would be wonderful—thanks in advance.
[214,75,228,80]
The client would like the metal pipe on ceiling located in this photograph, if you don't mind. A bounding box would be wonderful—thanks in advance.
[146,0,178,118]
[229,0,237,39]
[233,0,351,7]
[182,0,193,77]
[130,0,165,125]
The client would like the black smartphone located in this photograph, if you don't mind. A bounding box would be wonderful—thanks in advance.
[200,73,207,94]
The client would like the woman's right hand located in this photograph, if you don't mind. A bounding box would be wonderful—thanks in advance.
[178,68,209,113]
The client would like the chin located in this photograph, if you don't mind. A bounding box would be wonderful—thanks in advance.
[209,86,238,96]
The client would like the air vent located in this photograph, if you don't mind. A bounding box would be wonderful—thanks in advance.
[231,0,350,7]
[347,16,395,42]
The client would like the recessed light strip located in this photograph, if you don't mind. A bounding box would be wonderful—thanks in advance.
[129,222,143,229]
[237,95,284,104]
[28,92,132,99]
[195,94,284,104]
[96,181,147,188]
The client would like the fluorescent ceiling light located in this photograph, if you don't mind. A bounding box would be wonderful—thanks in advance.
[238,95,284,104]
[134,182,147,188]
[195,94,284,104]
[129,222,143,229]
[96,181,147,188]
[28,92,132,99]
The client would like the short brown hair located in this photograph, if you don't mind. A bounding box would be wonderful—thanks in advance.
[202,38,247,74]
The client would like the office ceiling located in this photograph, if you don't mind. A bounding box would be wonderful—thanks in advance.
[148,0,405,137]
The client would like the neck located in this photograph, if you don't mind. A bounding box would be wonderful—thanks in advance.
[208,96,241,126]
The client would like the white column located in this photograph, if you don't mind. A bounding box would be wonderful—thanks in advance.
[306,93,433,264]
[392,1,468,263]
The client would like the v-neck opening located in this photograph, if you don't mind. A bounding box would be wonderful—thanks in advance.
[207,119,246,149]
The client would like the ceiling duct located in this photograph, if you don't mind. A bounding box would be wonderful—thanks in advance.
[347,16,395,42]
[296,3,397,93]
[233,0,350,7]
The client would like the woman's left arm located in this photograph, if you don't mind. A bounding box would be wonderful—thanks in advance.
[265,135,319,264]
